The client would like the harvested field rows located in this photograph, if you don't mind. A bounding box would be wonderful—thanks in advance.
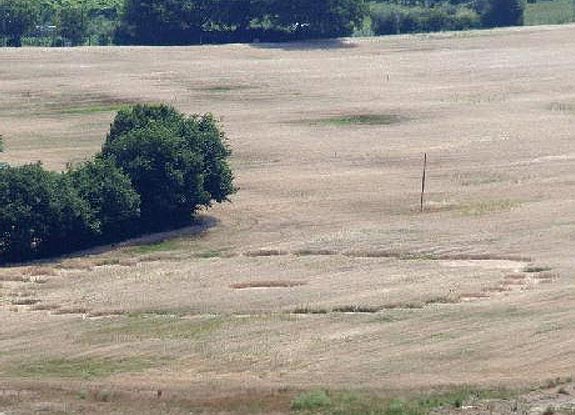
[1,25,575,414]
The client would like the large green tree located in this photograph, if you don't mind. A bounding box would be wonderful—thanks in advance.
[116,0,206,45]
[0,164,97,262]
[266,0,368,38]
[0,104,235,263]
[102,104,236,228]
[479,0,523,27]
[0,0,38,47]
[67,158,141,239]
[115,0,367,44]
[57,4,88,45]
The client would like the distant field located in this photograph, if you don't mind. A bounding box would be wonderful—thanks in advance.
[2,25,575,414]
[525,0,575,25]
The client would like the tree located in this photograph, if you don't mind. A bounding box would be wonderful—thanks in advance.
[479,0,523,27]
[265,0,368,38]
[0,0,38,47]
[101,104,235,228]
[67,158,141,239]
[0,104,235,263]
[115,0,205,45]
[203,0,256,32]
[115,0,367,44]
[57,5,88,46]
[0,163,97,262]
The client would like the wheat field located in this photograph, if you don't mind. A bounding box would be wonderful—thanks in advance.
[1,24,575,414]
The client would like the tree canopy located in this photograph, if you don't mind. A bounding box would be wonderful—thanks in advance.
[0,104,235,263]
[115,0,368,45]
[102,104,235,227]
[0,0,38,46]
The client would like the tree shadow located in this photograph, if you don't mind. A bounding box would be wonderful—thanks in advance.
[75,214,219,256]
[251,38,357,51]
[2,215,219,266]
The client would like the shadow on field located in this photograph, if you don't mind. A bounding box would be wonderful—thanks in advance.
[78,215,219,256]
[7,215,219,266]
[251,38,357,51]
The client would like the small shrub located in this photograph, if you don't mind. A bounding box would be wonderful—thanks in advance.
[293,307,329,314]
[523,265,552,273]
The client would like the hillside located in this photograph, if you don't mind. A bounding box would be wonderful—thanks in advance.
[1,25,575,414]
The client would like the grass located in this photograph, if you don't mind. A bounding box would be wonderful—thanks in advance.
[525,0,575,26]
[291,390,332,411]
[10,298,40,306]
[524,265,553,273]
[293,306,329,314]
[452,171,507,187]
[202,85,255,93]
[245,249,289,257]
[332,305,382,313]
[130,239,182,254]
[342,249,439,260]
[459,199,520,216]
[83,314,224,344]
[194,248,229,258]
[9,356,159,379]
[548,101,575,113]
[305,114,404,127]
[290,387,514,415]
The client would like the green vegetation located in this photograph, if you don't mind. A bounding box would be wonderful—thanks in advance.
[523,265,552,273]
[2,0,571,47]
[369,0,524,35]
[102,105,236,227]
[290,387,514,415]
[0,104,235,263]
[370,3,480,36]
[10,356,159,379]
[291,390,332,411]
[83,314,224,345]
[311,114,404,126]
[1,0,122,46]
[525,0,575,25]
[0,163,99,261]
[68,158,141,239]
[480,0,524,27]
[459,199,519,216]
[115,0,368,45]
[0,0,38,47]
[131,239,182,255]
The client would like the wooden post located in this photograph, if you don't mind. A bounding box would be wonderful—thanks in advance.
[420,153,427,213]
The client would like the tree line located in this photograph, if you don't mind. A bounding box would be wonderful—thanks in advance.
[1,0,523,47]
[0,104,236,263]
[370,0,523,36]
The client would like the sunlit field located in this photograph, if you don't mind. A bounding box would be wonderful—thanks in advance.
[1,24,575,414]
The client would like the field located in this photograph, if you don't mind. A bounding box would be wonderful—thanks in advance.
[2,24,575,414]
[525,0,575,26]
